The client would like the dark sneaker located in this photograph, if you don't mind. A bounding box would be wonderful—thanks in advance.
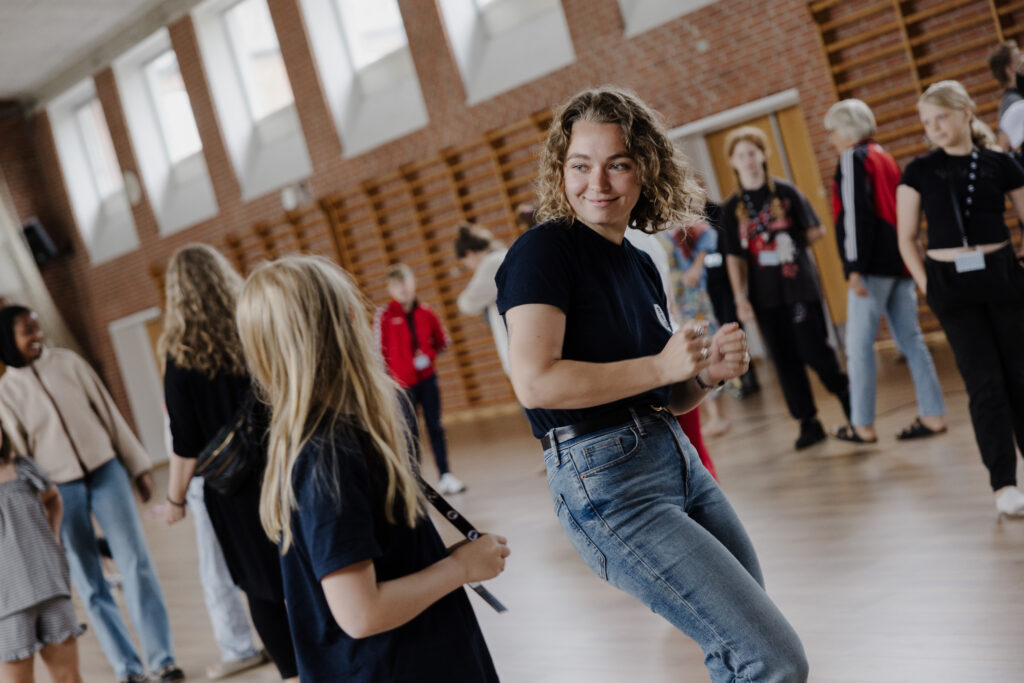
[795,417,827,450]
[154,665,185,682]
[119,675,148,683]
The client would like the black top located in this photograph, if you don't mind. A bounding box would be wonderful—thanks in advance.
[899,148,1024,249]
[495,219,674,439]
[163,357,284,601]
[281,426,498,683]
[720,179,822,309]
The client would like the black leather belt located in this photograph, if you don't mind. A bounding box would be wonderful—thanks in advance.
[540,404,666,451]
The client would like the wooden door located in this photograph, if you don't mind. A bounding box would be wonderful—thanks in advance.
[704,108,848,323]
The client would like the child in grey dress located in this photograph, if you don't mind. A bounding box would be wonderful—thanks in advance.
[0,423,86,681]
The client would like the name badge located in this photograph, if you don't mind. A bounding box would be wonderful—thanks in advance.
[413,351,432,371]
[704,253,723,268]
[954,249,986,274]
[758,250,781,267]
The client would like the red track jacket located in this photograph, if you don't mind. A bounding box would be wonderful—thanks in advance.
[375,300,450,389]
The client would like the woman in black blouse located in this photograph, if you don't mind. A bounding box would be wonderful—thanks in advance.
[897,80,1024,517]
[159,245,298,680]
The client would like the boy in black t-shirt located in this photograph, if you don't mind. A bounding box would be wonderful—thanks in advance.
[721,126,850,450]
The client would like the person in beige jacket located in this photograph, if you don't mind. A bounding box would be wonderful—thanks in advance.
[0,305,183,683]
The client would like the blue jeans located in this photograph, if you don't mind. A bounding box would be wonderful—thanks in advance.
[57,459,175,678]
[845,276,946,427]
[543,411,807,682]
[187,477,258,663]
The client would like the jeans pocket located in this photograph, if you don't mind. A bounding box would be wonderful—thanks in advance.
[576,426,641,476]
[555,495,607,580]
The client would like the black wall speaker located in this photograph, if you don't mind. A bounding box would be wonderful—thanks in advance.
[22,218,58,266]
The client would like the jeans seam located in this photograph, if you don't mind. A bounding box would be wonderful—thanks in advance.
[566,431,741,663]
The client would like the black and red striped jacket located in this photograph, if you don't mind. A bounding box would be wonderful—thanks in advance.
[831,140,907,279]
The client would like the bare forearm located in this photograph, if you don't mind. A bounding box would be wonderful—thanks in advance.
[806,226,826,244]
[668,378,708,414]
[898,236,927,290]
[336,557,466,638]
[43,490,62,536]
[727,256,747,302]
[167,453,198,503]
[514,355,667,410]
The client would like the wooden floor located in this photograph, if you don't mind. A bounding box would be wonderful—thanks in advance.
[63,340,1024,682]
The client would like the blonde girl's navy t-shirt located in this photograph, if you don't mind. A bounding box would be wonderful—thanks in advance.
[280,426,499,683]
[495,219,674,438]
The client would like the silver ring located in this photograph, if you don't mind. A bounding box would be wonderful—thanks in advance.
[701,346,710,360]
[695,325,705,337]
[743,351,750,364]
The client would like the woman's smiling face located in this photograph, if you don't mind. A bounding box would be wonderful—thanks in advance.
[563,121,642,235]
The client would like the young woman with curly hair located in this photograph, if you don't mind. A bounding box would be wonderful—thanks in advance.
[496,87,807,682]
[160,244,298,681]
[721,126,851,451]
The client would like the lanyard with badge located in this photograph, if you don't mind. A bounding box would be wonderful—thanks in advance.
[405,306,432,371]
[946,150,987,273]
[743,191,782,267]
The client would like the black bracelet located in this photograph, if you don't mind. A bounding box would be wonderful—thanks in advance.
[166,496,186,508]
[694,372,725,392]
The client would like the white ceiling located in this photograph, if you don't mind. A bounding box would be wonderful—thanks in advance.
[0,0,183,101]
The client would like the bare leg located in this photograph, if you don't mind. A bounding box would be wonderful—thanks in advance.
[702,397,731,437]
[0,657,35,683]
[38,636,83,683]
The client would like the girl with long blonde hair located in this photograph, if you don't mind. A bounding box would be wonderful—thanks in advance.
[160,244,298,681]
[496,87,807,682]
[236,255,506,682]
[897,79,1024,516]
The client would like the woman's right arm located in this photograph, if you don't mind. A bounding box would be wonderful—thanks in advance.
[320,534,509,639]
[726,255,754,321]
[896,185,927,292]
[504,303,707,410]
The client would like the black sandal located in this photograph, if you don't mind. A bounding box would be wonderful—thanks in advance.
[831,424,877,444]
[896,417,947,441]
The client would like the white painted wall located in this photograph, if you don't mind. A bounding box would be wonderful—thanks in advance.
[108,308,168,464]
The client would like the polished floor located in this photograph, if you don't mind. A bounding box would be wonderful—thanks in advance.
[60,340,1024,682]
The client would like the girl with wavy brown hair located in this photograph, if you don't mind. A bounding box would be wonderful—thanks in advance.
[496,87,807,682]
[159,244,298,681]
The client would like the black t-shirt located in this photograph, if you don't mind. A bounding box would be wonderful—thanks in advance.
[495,219,674,439]
[281,426,498,682]
[720,180,822,310]
[899,148,1024,249]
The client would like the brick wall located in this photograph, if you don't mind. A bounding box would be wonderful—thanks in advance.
[0,0,871,422]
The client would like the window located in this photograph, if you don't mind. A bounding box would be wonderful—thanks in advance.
[436,0,575,104]
[143,50,202,164]
[193,0,312,200]
[299,0,428,156]
[223,0,293,121]
[73,99,122,199]
[617,0,717,37]
[114,29,219,236]
[335,0,406,69]
[49,79,139,264]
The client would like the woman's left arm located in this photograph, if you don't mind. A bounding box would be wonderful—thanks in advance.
[39,484,62,538]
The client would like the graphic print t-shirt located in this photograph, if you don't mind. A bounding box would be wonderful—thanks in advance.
[720,179,822,310]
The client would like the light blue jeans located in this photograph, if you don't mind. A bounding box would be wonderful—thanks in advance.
[845,275,946,427]
[186,477,259,663]
[57,459,175,678]
[544,410,807,682]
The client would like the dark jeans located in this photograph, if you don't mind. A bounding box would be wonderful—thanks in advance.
[926,248,1024,490]
[755,301,849,422]
[402,374,451,475]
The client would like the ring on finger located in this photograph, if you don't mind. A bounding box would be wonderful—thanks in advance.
[701,346,710,360]
[743,351,750,363]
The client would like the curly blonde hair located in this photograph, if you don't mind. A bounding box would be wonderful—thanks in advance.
[159,244,248,378]
[535,87,705,234]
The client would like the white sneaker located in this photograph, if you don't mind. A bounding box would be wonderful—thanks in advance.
[437,473,466,495]
[995,487,1024,516]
